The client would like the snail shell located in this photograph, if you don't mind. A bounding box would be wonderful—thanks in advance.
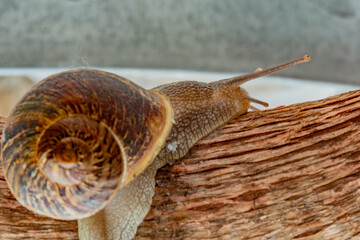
[1,69,173,220]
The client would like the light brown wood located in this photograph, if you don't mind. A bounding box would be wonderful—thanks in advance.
[2,90,360,239]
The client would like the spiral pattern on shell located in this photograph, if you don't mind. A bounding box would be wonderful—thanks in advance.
[1,70,173,220]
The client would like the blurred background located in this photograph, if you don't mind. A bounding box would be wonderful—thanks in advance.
[0,0,359,116]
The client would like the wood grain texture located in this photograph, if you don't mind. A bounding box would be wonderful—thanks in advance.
[136,90,360,239]
[1,90,360,239]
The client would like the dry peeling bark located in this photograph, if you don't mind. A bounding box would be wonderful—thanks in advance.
[2,90,360,239]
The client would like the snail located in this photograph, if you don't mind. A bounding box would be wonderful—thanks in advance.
[1,55,310,240]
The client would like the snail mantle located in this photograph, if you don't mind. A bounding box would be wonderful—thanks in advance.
[1,89,360,239]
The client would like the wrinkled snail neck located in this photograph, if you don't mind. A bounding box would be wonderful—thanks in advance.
[210,55,311,110]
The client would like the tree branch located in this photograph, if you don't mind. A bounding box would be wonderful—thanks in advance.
[2,90,360,239]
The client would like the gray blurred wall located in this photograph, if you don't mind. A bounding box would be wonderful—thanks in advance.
[1,0,360,84]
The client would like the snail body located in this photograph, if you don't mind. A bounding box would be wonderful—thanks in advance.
[1,56,310,240]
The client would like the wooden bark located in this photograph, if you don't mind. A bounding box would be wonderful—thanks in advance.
[2,90,360,239]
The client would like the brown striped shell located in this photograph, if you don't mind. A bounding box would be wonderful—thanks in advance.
[1,69,173,220]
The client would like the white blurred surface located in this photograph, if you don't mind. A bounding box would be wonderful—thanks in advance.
[0,68,358,111]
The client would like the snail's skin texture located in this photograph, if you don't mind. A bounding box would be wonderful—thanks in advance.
[154,81,249,163]
[78,80,251,240]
